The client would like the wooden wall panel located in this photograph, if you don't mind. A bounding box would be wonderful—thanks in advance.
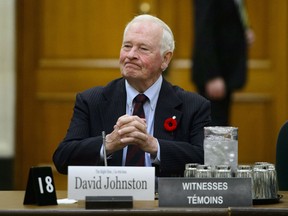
[231,98,274,163]
[40,0,136,58]
[36,102,74,162]
[246,0,270,58]
[37,68,121,93]
[16,0,288,190]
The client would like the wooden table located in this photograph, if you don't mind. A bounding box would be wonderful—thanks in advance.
[0,191,287,216]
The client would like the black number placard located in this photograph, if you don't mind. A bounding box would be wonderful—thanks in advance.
[23,166,58,206]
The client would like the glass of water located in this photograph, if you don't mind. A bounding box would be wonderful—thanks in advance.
[236,165,253,178]
[214,165,232,178]
[184,163,199,177]
[204,127,238,173]
[195,165,213,178]
[253,163,279,199]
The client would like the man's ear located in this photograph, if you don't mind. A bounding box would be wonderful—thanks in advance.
[161,51,173,71]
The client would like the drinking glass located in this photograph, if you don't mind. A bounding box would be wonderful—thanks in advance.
[184,163,199,177]
[236,165,253,178]
[214,165,232,178]
[195,165,213,178]
[252,162,278,199]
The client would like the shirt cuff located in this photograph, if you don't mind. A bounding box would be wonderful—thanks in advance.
[100,144,112,161]
[151,139,160,165]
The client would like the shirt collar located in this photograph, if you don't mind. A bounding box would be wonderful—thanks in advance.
[125,76,163,111]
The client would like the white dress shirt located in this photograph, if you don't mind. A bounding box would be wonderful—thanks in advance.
[101,76,163,166]
[123,75,162,166]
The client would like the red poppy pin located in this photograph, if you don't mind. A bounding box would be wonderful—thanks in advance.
[164,116,177,132]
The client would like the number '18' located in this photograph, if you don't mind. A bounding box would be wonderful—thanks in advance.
[38,176,54,194]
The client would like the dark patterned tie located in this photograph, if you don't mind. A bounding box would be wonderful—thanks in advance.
[125,94,148,166]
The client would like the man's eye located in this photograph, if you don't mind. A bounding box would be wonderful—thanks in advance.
[123,44,132,49]
[140,47,149,51]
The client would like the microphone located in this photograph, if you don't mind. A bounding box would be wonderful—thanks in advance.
[102,131,108,166]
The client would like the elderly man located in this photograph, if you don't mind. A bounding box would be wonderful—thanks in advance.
[53,14,211,177]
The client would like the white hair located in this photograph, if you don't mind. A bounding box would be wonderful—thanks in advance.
[124,14,175,55]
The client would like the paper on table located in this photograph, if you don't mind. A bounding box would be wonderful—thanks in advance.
[57,198,78,204]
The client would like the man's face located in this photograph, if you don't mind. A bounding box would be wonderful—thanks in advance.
[119,21,164,89]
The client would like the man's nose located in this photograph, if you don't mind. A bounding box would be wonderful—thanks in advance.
[127,47,138,59]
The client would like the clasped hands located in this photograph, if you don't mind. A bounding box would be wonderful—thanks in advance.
[105,114,158,157]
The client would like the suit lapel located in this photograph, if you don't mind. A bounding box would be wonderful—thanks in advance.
[154,79,183,140]
[98,78,126,165]
[98,78,126,132]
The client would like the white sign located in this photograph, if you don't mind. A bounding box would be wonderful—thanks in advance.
[68,166,155,201]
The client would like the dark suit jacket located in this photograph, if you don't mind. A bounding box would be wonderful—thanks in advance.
[192,0,248,92]
[53,78,211,177]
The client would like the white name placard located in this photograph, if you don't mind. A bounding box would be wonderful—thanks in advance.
[68,166,155,201]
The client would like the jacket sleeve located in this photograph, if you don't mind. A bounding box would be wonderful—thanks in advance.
[53,93,104,174]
